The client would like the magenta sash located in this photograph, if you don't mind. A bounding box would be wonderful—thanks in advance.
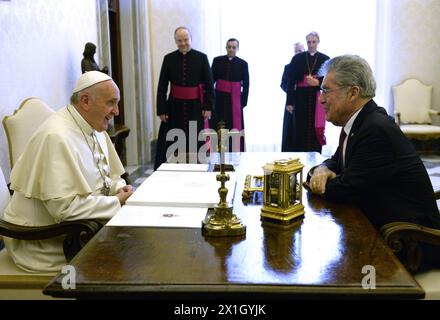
[170,84,204,105]
[296,75,326,145]
[171,84,209,128]
[215,79,242,131]
[170,84,211,148]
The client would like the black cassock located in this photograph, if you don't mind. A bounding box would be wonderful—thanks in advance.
[154,49,214,169]
[282,51,330,152]
[211,55,249,151]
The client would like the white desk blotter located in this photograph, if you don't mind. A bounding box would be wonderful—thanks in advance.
[126,171,236,208]
[108,205,207,228]
[156,163,209,172]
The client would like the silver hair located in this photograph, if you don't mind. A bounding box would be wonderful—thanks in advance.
[69,87,97,105]
[70,92,79,104]
[318,54,376,99]
[306,31,320,42]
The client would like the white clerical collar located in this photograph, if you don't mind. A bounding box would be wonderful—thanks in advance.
[343,106,364,136]
[179,49,192,55]
[309,51,317,56]
[68,104,94,136]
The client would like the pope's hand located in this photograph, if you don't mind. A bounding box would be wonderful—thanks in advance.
[117,185,134,205]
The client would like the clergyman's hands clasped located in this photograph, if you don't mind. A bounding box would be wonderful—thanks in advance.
[117,185,134,206]
[306,75,320,87]
[309,165,336,195]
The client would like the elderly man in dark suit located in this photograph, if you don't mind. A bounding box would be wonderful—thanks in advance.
[307,54,440,267]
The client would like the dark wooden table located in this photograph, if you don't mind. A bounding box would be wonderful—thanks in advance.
[43,152,424,299]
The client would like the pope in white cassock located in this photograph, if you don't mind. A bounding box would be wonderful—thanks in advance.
[3,71,134,273]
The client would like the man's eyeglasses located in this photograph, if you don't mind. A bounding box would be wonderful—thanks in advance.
[319,86,347,96]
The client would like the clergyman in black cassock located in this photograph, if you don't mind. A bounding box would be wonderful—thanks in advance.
[284,32,329,153]
[211,38,249,152]
[281,42,304,151]
[154,27,214,169]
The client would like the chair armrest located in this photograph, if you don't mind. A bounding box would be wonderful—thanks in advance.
[108,124,130,143]
[381,222,440,273]
[121,172,131,185]
[0,219,103,262]
[429,109,440,116]
[107,124,130,165]
[394,111,401,125]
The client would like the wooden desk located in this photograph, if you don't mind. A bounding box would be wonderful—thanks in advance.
[43,152,424,299]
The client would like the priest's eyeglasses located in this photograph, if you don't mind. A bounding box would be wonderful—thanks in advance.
[319,86,347,96]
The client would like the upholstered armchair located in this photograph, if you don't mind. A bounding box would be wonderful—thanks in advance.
[381,218,440,299]
[2,97,54,168]
[392,79,440,154]
[0,166,102,297]
[381,222,440,273]
[1,97,104,297]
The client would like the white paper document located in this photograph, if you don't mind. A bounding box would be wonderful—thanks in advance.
[126,171,236,208]
[427,167,440,175]
[107,205,207,228]
[157,163,209,172]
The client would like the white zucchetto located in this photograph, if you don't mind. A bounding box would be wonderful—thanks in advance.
[73,71,112,93]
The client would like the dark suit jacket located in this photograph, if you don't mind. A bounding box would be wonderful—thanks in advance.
[321,100,440,229]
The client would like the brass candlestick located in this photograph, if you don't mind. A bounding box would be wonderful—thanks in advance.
[202,122,246,237]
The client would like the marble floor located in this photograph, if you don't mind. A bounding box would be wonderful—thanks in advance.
[125,164,155,188]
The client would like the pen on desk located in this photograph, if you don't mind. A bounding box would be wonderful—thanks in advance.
[162,213,178,218]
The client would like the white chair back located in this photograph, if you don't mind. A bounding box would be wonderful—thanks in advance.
[2,97,54,168]
[392,78,433,124]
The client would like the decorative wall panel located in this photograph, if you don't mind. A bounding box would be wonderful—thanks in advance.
[0,0,99,178]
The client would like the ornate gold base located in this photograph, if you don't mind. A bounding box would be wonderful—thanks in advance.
[261,215,304,230]
[261,204,305,225]
[202,205,246,237]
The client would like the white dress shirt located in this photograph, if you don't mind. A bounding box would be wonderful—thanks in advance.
[340,106,364,165]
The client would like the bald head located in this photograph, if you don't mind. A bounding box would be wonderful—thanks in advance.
[174,27,192,54]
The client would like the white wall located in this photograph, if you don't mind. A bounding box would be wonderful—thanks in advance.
[0,0,99,179]
[386,0,440,118]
